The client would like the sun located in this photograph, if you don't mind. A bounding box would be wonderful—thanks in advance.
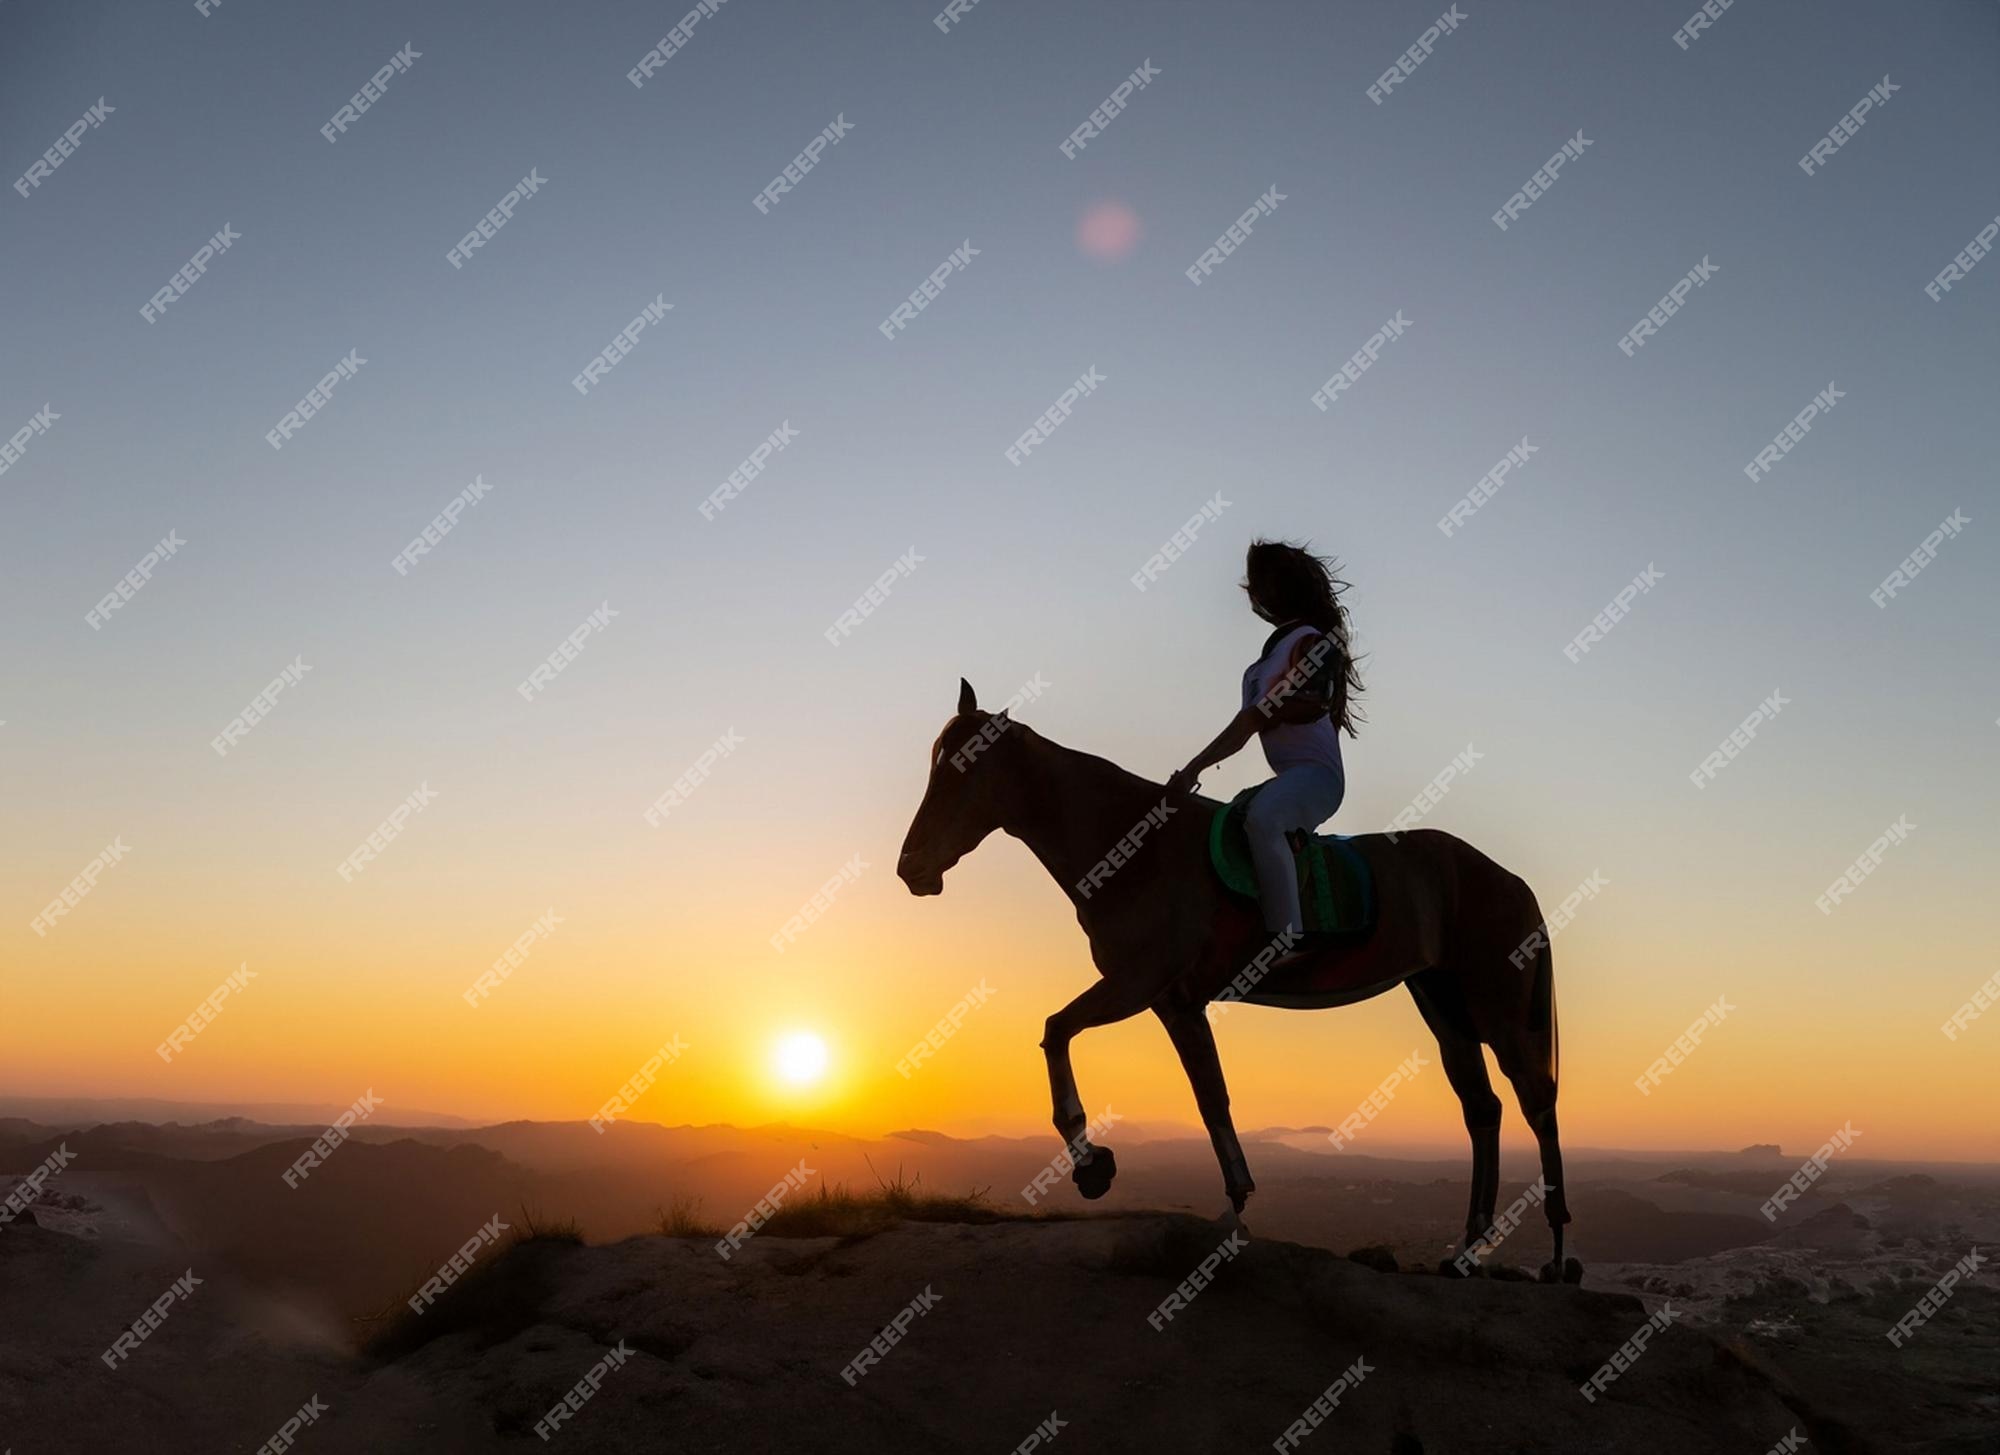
[773,1031,830,1086]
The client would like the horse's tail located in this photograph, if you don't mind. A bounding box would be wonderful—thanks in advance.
[1531,929,1559,1091]
[1516,885,1570,1230]
[1515,878,1559,1091]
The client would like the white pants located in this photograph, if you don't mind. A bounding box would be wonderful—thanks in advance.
[1245,765,1346,935]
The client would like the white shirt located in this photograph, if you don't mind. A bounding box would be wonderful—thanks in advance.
[1241,624,1346,779]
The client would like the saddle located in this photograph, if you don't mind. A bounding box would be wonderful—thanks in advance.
[1207,784,1376,937]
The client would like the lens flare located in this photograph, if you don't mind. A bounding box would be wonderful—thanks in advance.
[1077,200,1142,260]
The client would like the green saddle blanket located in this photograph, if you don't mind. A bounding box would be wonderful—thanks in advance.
[1208,784,1376,935]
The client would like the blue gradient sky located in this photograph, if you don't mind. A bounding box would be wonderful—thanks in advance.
[4,0,1997,1155]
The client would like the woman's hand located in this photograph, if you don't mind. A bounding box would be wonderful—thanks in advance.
[1176,708,1263,796]
[1165,765,1201,800]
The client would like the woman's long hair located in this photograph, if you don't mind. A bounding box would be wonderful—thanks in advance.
[1242,538,1366,736]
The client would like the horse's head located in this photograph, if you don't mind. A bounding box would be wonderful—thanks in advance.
[898,678,1023,896]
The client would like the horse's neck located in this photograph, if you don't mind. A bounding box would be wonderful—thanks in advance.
[1004,734,1166,904]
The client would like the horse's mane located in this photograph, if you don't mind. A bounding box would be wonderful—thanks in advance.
[1016,723,1227,813]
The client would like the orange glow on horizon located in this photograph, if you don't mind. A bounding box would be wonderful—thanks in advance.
[10,845,1997,1164]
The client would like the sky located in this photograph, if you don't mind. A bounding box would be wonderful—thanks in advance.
[4,0,1997,1160]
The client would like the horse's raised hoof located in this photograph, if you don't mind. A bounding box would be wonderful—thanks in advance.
[1227,1181,1254,1215]
[1072,1145,1117,1200]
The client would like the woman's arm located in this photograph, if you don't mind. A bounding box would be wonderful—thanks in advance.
[1167,707,1263,795]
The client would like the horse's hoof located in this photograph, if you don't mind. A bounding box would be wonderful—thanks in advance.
[1540,1257,1586,1284]
[1538,1260,1560,1284]
[1563,1257,1585,1284]
[1072,1145,1117,1200]
[1228,1183,1253,1215]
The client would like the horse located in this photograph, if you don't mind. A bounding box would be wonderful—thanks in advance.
[897,680,1581,1282]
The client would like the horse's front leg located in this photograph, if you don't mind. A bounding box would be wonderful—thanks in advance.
[1156,1002,1256,1213]
[1040,972,1167,1200]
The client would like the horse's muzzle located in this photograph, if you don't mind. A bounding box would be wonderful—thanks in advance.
[897,850,945,896]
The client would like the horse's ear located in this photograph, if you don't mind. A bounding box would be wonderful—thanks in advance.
[957,678,978,715]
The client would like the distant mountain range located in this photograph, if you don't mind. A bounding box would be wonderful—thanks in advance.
[0,1093,480,1127]
[4,1107,1995,1325]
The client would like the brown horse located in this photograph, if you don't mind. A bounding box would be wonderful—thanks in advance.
[898,680,1581,1282]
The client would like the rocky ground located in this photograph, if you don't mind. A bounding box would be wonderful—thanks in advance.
[5,1127,1992,1452]
[5,1209,1872,1454]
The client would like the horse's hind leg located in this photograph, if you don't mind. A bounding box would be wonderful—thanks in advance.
[1492,1026,1581,1284]
[1407,973,1501,1270]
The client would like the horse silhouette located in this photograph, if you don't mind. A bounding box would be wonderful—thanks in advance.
[899,680,1581,1282]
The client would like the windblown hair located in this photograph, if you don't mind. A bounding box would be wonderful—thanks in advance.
[1243,538,1366,736]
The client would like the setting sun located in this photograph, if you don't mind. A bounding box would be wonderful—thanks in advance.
[774,1032,831,1087]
